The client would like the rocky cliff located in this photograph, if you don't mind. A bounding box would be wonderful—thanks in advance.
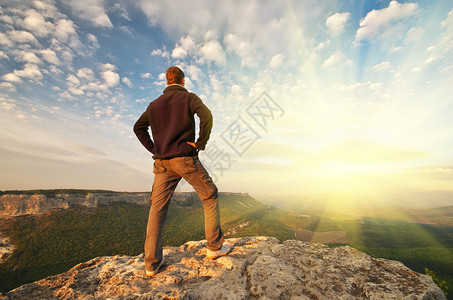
[0,192,152,217]
[1,237,446,299]
[0,192,220,217]
[0,232,14,264]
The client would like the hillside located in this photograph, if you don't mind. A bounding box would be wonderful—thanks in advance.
[295,229,350,244]
[0,190,452,297]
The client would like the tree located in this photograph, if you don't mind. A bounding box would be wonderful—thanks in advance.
[425,268,448,296]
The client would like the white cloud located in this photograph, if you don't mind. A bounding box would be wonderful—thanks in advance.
[373,61,392,71]
[135,1,161,25]
[326,12,350,36]
[136,0,213,32]
[32,0,60,17]
[199,40,226,65]
[49,65,63,74]
[68,86,84,95]
[100,63,119,87]
[54,19,77,43]
[180,35,196,51]
[21,52,43,64]
[391,46,403,53]
[424,12,453,67]
[369,83,383,91]
[230,84,242,95]
[8,30,39,45]
[59,90,76,100]
[404,27,424,44]
[49,38,75,63]
[224,33,254,67]
[0,33,14,47]
[171,46,187,59]
[269,54,284,69]
[0,98,17,111]
[122,77,133,87]
[440,9,453,30]
[77,68,95,81]
[153,72,167,86]
[100,63,115,72]
[151,48,170,59]
[2,73,22,83]
[111,3,131,21]
[354,0,418,44]
[39,49,61,65]
[61,0,113,28]
[0,14,13,25]
[9,64,43,81]
[171,35,199,59]
[0,82,16,92]
[119,25,133,35]
[66,74,81,86]
[86,33,100,49]
[22,8,54,37]
[185,65,202,81]
[209,75,223,92]
[322,52,350,69]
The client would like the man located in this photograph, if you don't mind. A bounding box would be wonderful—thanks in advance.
[134,66,231,277]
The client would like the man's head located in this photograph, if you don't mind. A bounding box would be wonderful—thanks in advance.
[166,66,185,85]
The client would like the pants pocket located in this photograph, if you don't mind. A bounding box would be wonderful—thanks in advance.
[153,159,167,174]
[179,156,198,174]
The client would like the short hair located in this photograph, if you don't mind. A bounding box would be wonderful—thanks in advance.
[166,66,184,84]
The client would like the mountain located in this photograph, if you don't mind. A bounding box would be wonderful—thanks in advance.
[1,236,446,300]
[0,190,451,298]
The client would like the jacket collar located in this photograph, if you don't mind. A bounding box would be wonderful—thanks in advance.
[163,84,187,93]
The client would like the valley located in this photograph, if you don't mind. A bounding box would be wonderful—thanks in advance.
[0,190,452,298]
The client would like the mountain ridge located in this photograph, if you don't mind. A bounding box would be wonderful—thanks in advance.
[0,190,250,217]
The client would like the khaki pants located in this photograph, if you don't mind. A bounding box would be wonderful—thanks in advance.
[144,156,224,271]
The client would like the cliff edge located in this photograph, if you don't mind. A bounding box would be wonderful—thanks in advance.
[1,237,446,299]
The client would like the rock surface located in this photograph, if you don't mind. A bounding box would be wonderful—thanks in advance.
[2,237,446,299]
[0,232,14,263]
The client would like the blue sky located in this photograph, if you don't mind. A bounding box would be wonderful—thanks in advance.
[1,0,453,207]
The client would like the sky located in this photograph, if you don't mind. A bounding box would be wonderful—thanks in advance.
[1,0,453,207]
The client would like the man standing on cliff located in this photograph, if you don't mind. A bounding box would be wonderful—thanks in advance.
[134,66,231,277]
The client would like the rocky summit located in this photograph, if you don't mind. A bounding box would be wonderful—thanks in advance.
[1,237,446,300]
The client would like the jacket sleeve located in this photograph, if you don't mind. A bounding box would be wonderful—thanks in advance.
[133,110,155,154]
[190,94,213,150]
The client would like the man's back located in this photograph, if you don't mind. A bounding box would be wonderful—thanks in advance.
[134,84,212,159]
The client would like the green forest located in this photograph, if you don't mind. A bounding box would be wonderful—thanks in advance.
[0,192,452,298]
